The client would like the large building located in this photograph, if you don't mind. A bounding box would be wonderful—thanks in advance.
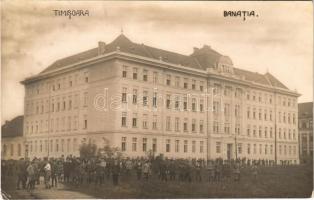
[21,34,300,163]
[1,116,25,160]
[298,102,313,163]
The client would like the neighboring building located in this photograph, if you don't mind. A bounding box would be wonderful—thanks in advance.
[21,34,300,163]
[1,116,25,160]
[298,102,313,162]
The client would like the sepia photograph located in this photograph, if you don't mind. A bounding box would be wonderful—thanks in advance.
[1,0,313,199]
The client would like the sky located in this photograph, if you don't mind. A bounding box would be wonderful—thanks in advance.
[1,1,313,123]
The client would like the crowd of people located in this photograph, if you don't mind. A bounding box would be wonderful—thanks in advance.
[1,155,292,192]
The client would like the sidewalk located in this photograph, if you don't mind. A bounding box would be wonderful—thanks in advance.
[11,182,94,199]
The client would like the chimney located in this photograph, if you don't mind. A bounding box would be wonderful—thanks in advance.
[98,41,106,55]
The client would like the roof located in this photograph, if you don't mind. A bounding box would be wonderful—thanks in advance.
[298,102,313,118]
[38,34,289,89]
[1,116,24,138]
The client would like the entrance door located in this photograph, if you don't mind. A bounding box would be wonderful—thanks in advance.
[227,144,233,160]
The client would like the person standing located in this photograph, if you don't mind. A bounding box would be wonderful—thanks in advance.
[112,159,120,186]
[142,161,150,181]
[26,161,35,193]
[252,164,258,182]
[51,159,58,187]
[44,159,51,189]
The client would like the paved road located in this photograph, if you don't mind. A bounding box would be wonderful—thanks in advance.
[4,182,95,199]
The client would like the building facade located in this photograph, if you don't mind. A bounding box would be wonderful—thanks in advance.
[21,34,300,163]
[1,116,26,160]
[298,102,313,163]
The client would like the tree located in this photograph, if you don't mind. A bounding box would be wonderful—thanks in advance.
[79,143,97,159]
[97,145,123,159]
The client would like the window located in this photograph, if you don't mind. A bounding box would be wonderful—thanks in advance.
[56,139,59,152]
[153,92,157,107]
[153,115,157,130]
[122,88,127,103]
[213,101,219,114]
[253,108,256,119]
[270,145,273,154]
[200,100,204,112]
[235,124,240,135]
[200,82,204,91]
[247,144,251,154]
[235,104,240,117]
[192,141,196,153]
[184,78,188,89]
[133,68,138,80]
[247,107,250,119]
[153,72,158,84]
[265,144,268,155]
[143,70,148,81]
[184,140,188,153]
[216,142,221,153]
[10,144,14,156]
[73,138,77,152]
[68,97,72,110]
[133,89,137,104]
[132,137,137,152]
[253,144,256,154]
[84,72,89,83]
[183,118,188,132]
[257,126,262,137]
[192,119,196,132]
[175,140,180,152]
[68,116,71,130]
[122,66,127,78]
[175,76,180,87]
[132,114,137,128]
[264,110,267,121]
[270,110,272,121]
[259,109,262,120]
[259,144,262,154]
[122,112,127,127]
[166,116,171,131]
[143,114,148,129]
[183,96,188,111]
[175,118,180,132]
[265,127,268,138]
[192,98,196,111]
[18,144,21,156]
[200,120,204,133]
[142,138,147,152]
[152,138,157,152]
[247,125,250,136]
[175,96,179,110]
[238,143,242,154]
[166,94,171,109]
[84,115,87,129]
[66,139,70,152]
[270,127,273,138]
[213,121,219,133]
[192,80,196,90]
[224,123,230,134]
[166,75,171,86]
[143,91,148,106]
[61,139,64,152]
[200,141,204,153]
[166,139,171,152]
